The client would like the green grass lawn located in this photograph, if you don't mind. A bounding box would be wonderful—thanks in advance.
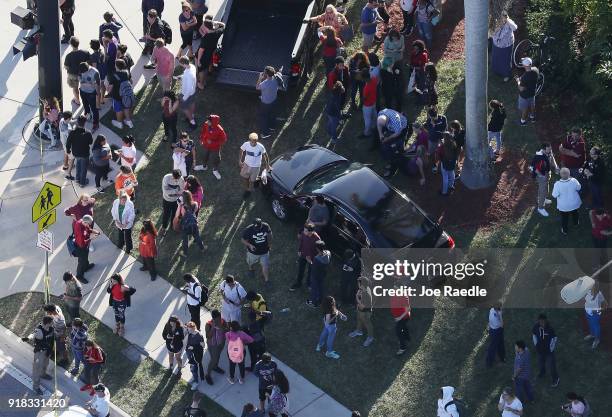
[86,9,611,415]
[0,292,232,417]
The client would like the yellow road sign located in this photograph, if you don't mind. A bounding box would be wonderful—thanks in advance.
[32,181,61,223]
[37,209,57,232]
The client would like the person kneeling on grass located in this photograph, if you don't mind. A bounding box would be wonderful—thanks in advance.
[316,296,347,359]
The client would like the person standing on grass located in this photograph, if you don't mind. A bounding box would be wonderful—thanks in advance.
[532,313,560,387]
[399,0,417,35]
[498,387,523,417]
[531,142,558,217]
[176,190,206,255]
[562,392,589,417]
[325,81,345,145]
[64,37,91,106]
[241,218,273,284]
[348,277,374,347]
[491,10,517,82]
[327,57,351,105]
[204,309,227,385]
[349,52,370,109]
[108,59,135,129]
[81,340,105,395]
[162,315,185,374]
[43,304,69,367]
[559,127,587,180]
[185,175,204,215]
[91,135,112,193]
[268,369,290,417]
[307,196,330,233]
[185,321,206,390]
[22,316,54,395]
[179,56,198,130]
[73,215,99,284]
[319,27,343,76]
[65,115,93,188]
[226,320,254,385]
[62,272,82,321]
[245,311,267,372]
[150,38,175,91]
[254,352,277,411]
[516,57,539,126]
[590,209,612,267]
[360,70,378,138]
[138,219,158,281]
[307,241,331,308]
[200,114,227,180]
[106,273,133,336]
[437,386,459,417]
[111,191,135,253]
[160,170,185,236]
[513,340,534,403]
[360,0,379,53]
[182,274,206,330]
[390,288,411,355]
[219,275,247,323]
[256,66,283,139]
[178,3,197,59]
[245,292,271,325]
[488,100,506,157]
[78,62,101,132]
[383,29,404,64]
[316,296,347,359]
[161,91,180,143]
[290,222,321,291]
[69,318,88,376]
[84,383,110,417]
[486,304,505,368]
[583,147,606,209]
[584,282,607,350]
[424,106,447,158]
[184,392,207,417]
[415,0,437,50]
[338,249,360,306]
[435,132,458,196]
[552,167,582,235]
[239,133,270,199]
[174,132,197,177]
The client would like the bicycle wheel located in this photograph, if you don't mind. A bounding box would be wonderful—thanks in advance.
[513,39,540,67]
[535,71,545,96]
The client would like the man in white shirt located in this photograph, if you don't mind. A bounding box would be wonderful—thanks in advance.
[486,303,505,367]
[179,56,197,129]
[182,273,204,330]
[239,133,270,198]
[219,274,247,323]
[85,383,110,417]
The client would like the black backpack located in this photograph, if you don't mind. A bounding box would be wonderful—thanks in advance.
[161,20,173,44]
[180,206,198,231]
[195,282,209,307]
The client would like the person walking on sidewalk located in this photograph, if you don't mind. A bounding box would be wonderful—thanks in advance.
[204,309,227,385]
[185,321,205,390]
[175,190,206,255]
[239,133,270,198]
[316,296,347,359]
[160,170,185,236]
[513,340,534,403]
[307,241,331,308]
[552,167,582,235]
[65,194,96,226]
[268,369,290,417]
[290,222,320,291]
[390,289,411,355]
[241,218,273,284]
[219,275,247,323]
[65,115,93,187]
[182,273,207,330]
[531,142,558,217]
[111,191,135,253]
[199,114,227,180]
[73,215,99,284]
[84,383,110,417]
[532,313,559,387]
[139,219,158,281]
[348,277,374,347]
[22,316,54,396]
[78,62,101,132]
[91,135,112,193]
[106,273,133,336]
[179,56,198,129]
[81,340,105,395]
[584,282,607,350]
[64,37,91,106]
[162,315,185,375]
[256,66,283,139]
[69,318,88,376]
[43,304,69,367]
[226,320,254,385]
[254,352,277,411]
[62,271,83,320]
[486,304,505,367]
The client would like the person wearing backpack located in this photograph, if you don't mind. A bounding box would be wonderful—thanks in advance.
[81,340,105,395]
[143,9,165,56]
[204,309,227,385]
[437,386,459,417]
[108,59,135,129]
[268,369,290,417]
[175,190,206,256]
[219,275,247,323]
[185,321,205,390]
[226,320,254,385]
[253,352,277,412]
[531,142,558,217]
[182,273,208,330]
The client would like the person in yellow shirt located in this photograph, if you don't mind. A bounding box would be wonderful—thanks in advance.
[245,291,271,325]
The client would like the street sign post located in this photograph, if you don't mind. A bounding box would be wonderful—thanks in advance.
[36,229,53,253]
[32,181,61,223]
[37,209,57,232]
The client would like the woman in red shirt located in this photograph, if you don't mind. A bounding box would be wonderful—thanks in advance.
[64,194,96,223]
[80,340,104,394]
[139,219,158,281]
[106,273,129,335]
[319,26,343,75]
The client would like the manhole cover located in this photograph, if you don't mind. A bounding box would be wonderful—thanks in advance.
[121,344,149,363]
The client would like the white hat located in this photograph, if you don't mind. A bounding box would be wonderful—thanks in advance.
[521,57,533,66]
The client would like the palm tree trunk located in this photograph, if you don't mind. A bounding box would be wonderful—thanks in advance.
[461,0,493,189]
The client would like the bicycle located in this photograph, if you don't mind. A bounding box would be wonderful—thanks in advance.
[513,34,555,96]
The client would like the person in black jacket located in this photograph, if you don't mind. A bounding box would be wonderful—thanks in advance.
[142,0,165,37]
[326,81,345,145]
[143,9,165,55]
[65,116,93,187]
[380,61,403,112]
[59,0,76,44]
[487,99,506,156]
[338,249,361,306]
[531,314,559,387]
[583,146,606,209]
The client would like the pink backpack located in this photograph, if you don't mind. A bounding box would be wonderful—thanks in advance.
[227,335,244,363]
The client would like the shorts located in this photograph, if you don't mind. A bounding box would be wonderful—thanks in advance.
[180,94,195,110]
[258,386,272,401]
[518,96,535,111]
[67,73,79,89]
[112,99,124,113]
[247,251,270,268]
[362,33,375,48]
[240,164,260,182]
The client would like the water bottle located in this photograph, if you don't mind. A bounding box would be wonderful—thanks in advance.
[280,308,290,313]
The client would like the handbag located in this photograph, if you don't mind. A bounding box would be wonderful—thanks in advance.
[66,234,77,257]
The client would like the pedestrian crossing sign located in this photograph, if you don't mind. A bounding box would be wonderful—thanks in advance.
[32,181,61,223]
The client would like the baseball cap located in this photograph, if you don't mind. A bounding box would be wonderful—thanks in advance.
[521,57,532,66]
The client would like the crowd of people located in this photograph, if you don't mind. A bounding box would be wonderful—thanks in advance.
[23,0,610,416]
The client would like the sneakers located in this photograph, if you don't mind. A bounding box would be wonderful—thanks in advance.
[592,339,600,349]
[124,120,134,129]
[561,228,568,236]
[348,330,363,338]
[363,336,374,347]
[213,367,225,374]
[34,387,44,395]
[537,208,549,217]
[144,63,156,69]
[306,300,316,308]
[227,377,235,385]
[315,344,322,352]
[40,374,52,380]
[584,334,595,341]
[205,375,213,385]
[520,120,527,126]
[551,377,560,387]
[96,187,105,193]
[544,199,552,205]
[325,351,340,359]
[289,284,300,292]
[70,368,79,376]
[212,170,221,180]
[65,175,75,180]
[396,348,406,356]
[238,378,244,384]
[111,120,123,129]
[190,382,198,391]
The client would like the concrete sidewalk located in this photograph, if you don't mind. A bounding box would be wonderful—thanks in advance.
[0,1,350,416]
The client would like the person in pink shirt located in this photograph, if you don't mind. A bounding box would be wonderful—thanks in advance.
[225,321,253,384]
[151,39,176,91]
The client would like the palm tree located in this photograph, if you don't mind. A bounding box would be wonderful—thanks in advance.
[461,0,493,189]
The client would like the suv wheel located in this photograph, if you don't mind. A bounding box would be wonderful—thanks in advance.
[271,198,287,221]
